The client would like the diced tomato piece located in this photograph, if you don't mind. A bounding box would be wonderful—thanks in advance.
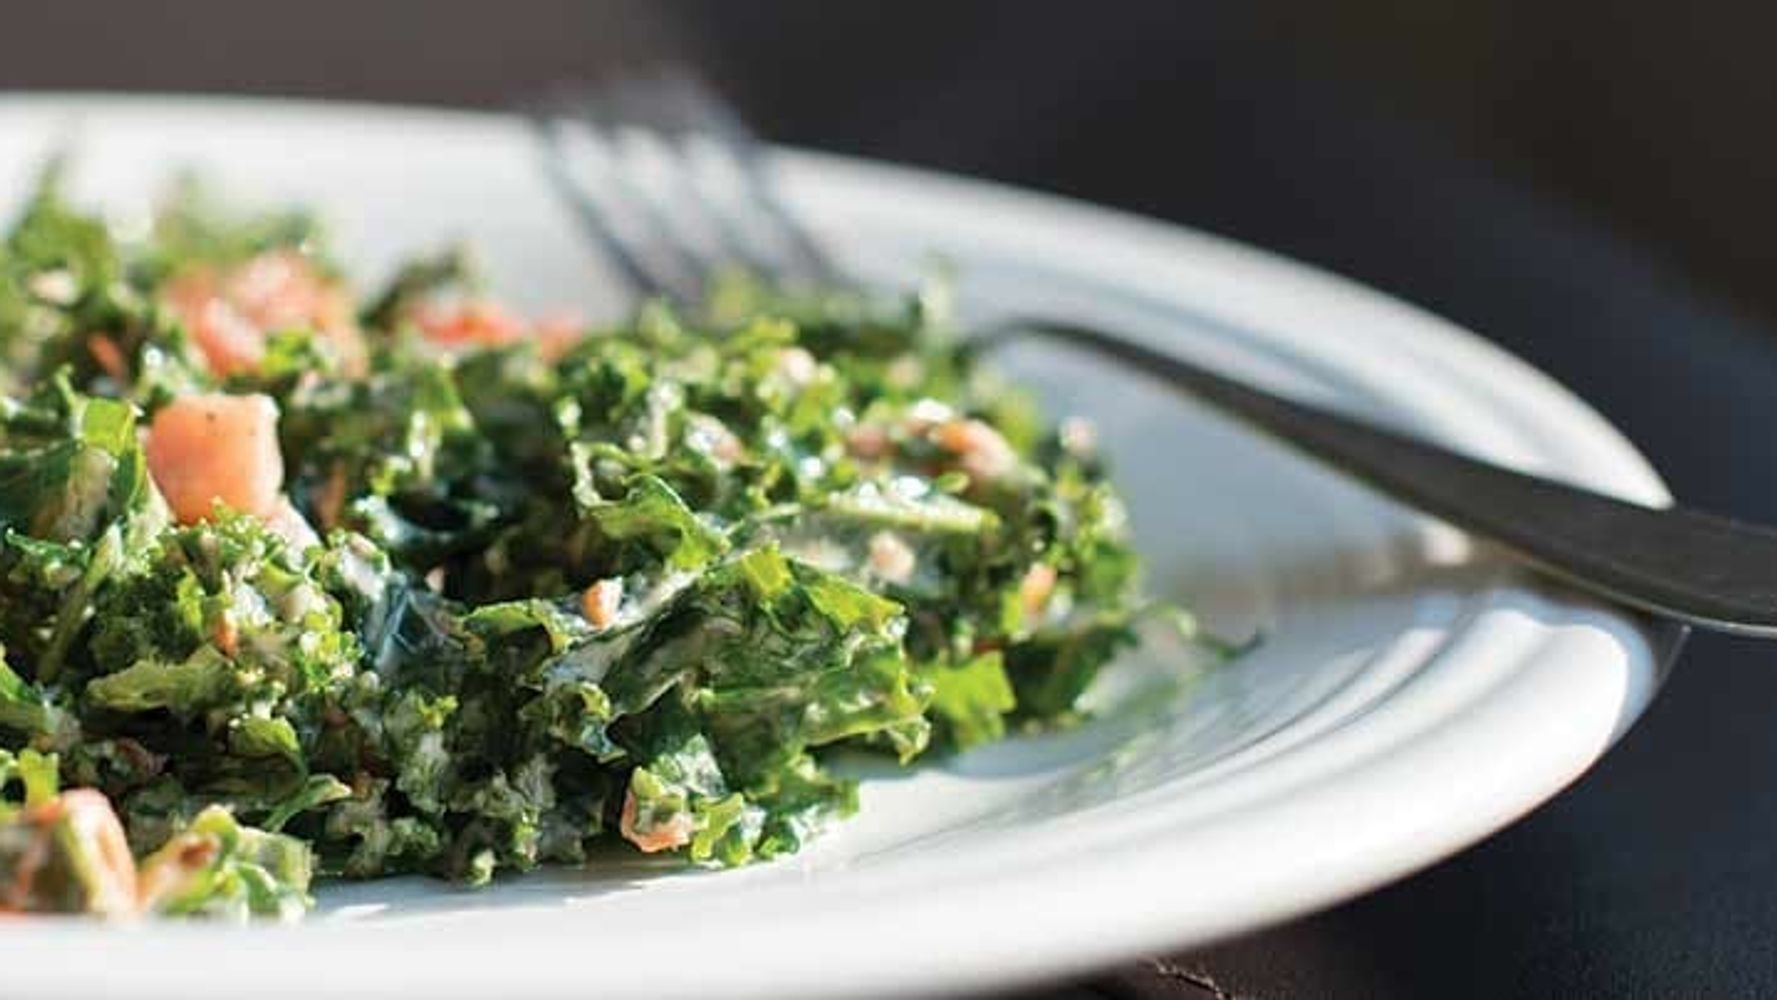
[581,578,623,628]
[415,300,527,349]
[163,250,365,377]
[146,393,285,524]
[618,788,694,854]
[164,272,263,376]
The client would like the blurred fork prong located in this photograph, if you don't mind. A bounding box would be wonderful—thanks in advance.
[599,83,800,289]
[529,66,849,307]
[526,96,676,301]
[533,87,715,303]
[642,68,846,288]
[588,69,822,291]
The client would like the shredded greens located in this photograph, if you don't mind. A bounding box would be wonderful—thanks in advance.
[0,166,1194,919]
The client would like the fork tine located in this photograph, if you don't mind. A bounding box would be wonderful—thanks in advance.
[601,75,793,288]
[530,68,851,308]
[526,97,675,302]
[558,85,724,304]
[645,68,847,288]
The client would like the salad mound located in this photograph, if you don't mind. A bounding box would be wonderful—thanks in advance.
[0,167,1182,919]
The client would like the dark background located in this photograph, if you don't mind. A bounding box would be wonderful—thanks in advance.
[7,3,1777,997]
[8,2,1776,331]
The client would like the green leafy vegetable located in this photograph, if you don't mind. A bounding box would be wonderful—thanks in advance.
[927,651,1017,751]
[139,804,315,919]
[0,169,1205,921]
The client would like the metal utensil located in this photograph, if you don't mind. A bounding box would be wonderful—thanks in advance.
[527,69,1777,638]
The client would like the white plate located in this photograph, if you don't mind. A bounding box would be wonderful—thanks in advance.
[0,95,1679,999]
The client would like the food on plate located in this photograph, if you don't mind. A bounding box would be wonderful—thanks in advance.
[0,165,1192,919]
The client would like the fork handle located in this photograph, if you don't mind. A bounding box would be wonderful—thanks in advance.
[999,318,1777,637]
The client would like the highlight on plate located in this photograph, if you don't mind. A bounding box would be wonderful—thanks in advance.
[0,165,1201,920]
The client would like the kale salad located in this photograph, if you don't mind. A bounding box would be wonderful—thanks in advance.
[0,167,1190,920]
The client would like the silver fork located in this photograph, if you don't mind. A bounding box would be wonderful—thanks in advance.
[529,70,1777,641]
[529,68,842,304]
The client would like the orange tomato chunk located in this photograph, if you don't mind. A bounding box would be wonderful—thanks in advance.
[618,788,695,854]
[146,393,285,524]
[163,250,364,377]
[415,300,526,349]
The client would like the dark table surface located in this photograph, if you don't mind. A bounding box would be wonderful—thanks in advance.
[7,3,1777,996]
